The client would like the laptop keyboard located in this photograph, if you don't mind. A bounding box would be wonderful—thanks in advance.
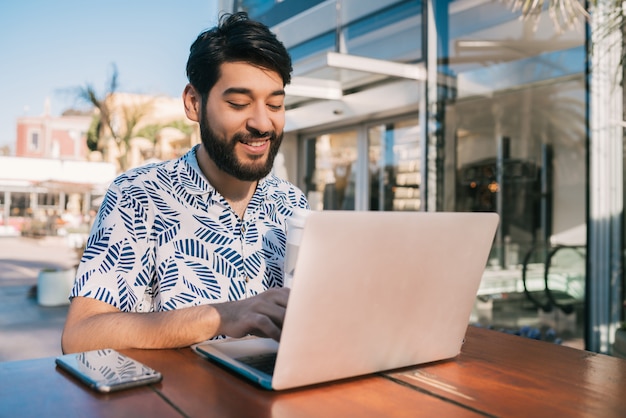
[235,352,277,375]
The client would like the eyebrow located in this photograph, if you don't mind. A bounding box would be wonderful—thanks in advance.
[222,87,285,98]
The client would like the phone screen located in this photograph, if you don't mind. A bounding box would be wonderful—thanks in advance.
[55,349,162,392]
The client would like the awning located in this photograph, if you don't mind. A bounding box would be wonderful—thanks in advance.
[285,51,426,104]
[283,52,426,132]
[34,180,103,194]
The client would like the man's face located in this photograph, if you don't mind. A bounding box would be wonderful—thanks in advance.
[200,62,286,182]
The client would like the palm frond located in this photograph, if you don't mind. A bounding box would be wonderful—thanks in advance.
[108,63,119,95]
[505,0,589,32]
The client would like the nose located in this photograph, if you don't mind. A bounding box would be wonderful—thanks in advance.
[247,105,273,137]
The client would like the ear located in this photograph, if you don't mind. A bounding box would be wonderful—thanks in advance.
[183,84,201,122]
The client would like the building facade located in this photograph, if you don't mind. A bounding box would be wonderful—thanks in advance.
[15,100,91,160]
[221,0,624,353]
[0,156,116,237]
[3,103,105,235]
[1,93,200,237]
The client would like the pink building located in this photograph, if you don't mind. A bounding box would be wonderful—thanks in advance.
[15,105,91,160]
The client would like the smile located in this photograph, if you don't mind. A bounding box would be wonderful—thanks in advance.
[241,139,269,147]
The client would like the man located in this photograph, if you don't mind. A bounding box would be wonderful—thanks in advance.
[62,12,308,353]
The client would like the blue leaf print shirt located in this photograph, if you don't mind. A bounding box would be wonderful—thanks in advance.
[70,145,309,312]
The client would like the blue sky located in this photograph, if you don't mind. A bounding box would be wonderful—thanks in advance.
[0,0,221,150]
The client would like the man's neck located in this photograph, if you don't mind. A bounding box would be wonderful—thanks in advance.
[196,144,258,218]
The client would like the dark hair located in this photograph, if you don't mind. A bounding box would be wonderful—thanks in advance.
[186,12,292,99]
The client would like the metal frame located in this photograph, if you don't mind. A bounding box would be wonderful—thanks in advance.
[587,0,624,353]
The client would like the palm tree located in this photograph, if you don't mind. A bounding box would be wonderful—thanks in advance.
[76,63,118,153]
[75,64,199,171]
[506,0,623,38]
[507,0,588,30]
[76,64,168,171]
[506,0,624,96]
[75,64,154,172]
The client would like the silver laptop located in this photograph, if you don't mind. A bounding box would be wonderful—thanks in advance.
[194,211,499,390]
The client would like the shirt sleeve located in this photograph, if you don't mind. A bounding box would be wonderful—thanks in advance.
[70,180,156,312]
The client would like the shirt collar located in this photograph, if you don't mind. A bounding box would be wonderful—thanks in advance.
[178,145,273,206]
[177,145,216,196]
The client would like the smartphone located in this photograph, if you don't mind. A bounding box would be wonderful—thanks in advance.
[55,348,163,392]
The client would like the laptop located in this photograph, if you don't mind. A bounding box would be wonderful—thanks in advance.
[194,210,499,390]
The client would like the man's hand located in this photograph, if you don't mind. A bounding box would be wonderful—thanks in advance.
[214,287,290,341]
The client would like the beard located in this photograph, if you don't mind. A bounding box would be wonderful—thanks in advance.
[199,111,283,182]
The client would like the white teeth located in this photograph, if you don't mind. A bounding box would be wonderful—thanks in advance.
[243,141,266,147]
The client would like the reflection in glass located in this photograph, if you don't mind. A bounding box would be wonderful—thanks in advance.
[304,132,357,211]
[368,119,420,211]
[440,0,586,347]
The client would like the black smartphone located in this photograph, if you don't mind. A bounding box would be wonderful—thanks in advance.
[55,348,163,392]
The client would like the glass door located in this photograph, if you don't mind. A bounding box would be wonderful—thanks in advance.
[300,117,421,212]
[368,118,421,211]
[450,78,586,349]
[302,131,358,211]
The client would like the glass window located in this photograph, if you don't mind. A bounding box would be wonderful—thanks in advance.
[368,118,420,211]
[288,32,336,62]
[303,131,357,211]
[10,192,29,217]
[343,0,423,62]
[37,193,60,208]
[235,0,276,17]
[437,0,586,348]
[29,131,40,151]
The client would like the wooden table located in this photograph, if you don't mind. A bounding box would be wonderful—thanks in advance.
[1,326,625,417]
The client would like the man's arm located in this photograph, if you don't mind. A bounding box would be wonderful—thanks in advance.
[61,287,290,353]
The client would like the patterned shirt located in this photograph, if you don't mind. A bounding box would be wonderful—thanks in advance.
[71,145,309,312]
